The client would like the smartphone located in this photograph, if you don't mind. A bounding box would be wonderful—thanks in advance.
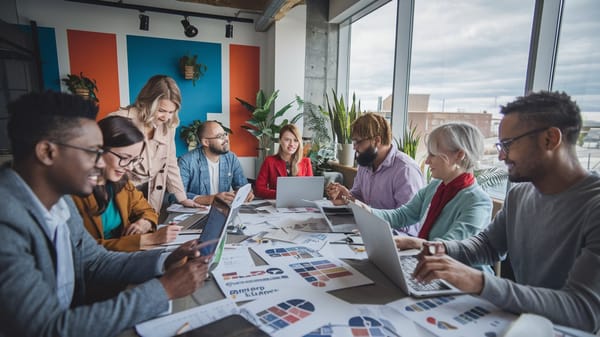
[180,314,269,337]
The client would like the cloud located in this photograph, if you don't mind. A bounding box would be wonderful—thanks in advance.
[348,0,600,116]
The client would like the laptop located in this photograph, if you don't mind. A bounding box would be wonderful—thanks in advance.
[317,203,357,233]
[275,176,325,208]
[349,201,464,297]
[197,183,252,269]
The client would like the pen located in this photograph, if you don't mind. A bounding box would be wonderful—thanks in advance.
[175,322,190,335]
[329,241,364,246]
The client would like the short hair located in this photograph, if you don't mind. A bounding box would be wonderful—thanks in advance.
[7,91,98,162]
[126,75,181,129]
[500,91,581,145]
[277,124,304,176]
[196,120,219,140]
[351,113,392,145]
[427,122,484,171]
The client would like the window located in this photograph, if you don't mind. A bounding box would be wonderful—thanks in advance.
[553,0,600,172]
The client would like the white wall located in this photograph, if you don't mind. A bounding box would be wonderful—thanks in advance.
[273,4,307,128]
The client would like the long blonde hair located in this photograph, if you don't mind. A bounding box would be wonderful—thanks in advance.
[277,124,303,176]
[125,75,181,132]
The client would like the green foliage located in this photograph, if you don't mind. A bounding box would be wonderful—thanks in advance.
[236,90,302,150]
[179,53,207,86]
[320,89,361,144]
[179,119,233,149]
[297,97,336,172]
[394,121,421,159]
[61,72,99,102]
[474,166,508,191]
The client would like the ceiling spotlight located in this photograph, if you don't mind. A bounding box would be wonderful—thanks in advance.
[139,13,149,31]
[225,21,233,38]
[181,16,198,38]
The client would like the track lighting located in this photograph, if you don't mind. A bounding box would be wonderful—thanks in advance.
[181,16,198,38]
[225,21,233,38]
[139,12,149,31]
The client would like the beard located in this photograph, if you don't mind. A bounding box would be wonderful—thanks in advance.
[208,142,229,155]
[355,146,378,167]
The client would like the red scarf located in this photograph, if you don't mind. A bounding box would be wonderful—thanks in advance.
[417,172,475,239]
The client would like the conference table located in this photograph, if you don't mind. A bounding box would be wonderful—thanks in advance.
[118,200,596,337]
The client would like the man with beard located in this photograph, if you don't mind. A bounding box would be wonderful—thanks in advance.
[0,91,210,337]
[412,91,600,333]
[178,120,253,205]
[326,113,424,235]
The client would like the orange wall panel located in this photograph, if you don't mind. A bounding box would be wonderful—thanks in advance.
[229,44,260,156]
[67,30,119,120]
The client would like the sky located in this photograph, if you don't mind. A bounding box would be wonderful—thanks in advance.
[347,0,600,121]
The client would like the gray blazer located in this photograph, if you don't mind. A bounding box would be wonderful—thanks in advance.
[0,167,169,337]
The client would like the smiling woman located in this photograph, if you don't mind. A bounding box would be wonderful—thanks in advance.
[72,116,181,253]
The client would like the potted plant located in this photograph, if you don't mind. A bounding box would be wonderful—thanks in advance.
[179,53,207,86]
[298,98,336,174]
[62,72,99,102]
[393,121,421,160]
[321,89,362,166]
[180,119,232,151]
[236,90,303,171]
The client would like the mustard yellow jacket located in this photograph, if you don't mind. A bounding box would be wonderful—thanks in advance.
[72,181,159,252]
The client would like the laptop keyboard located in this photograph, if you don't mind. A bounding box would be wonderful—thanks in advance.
[187,214,208,230]
[400,255,449,292]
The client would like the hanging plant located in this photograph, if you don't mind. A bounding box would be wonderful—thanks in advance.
[178,53,207,86]
[61,72,99,102]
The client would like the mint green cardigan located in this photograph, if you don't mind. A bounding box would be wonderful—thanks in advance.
[372,179,492,241]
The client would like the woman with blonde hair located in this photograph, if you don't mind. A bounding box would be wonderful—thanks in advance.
[108,75,200,213]
[255,124,313,199]
[370,122,492,251]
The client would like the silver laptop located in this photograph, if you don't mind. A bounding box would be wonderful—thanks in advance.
[275,176,325,208]
[349,201,464,297]
[318,203,357,233]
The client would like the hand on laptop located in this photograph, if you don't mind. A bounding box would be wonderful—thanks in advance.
[394,236,426,250]
[412,242,484,294]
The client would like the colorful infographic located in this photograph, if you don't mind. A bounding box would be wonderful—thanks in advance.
[288,257,373,291]
[213,265,296,302]
[388,295,516,337]
[251,244,323,264]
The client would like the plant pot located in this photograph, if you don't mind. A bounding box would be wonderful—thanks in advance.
[74,88,90,99]
[337,143,355,167]
[183,65,194,80]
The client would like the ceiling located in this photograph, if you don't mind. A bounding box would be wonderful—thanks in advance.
[176,0,305,21]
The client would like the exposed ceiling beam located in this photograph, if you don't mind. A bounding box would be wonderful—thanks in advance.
[255,0,303,32]
[64,0,254,23]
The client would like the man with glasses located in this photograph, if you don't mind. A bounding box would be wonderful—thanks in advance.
[0,91,211,337]
[326,112,424,235]
[177,120,253,205]
[412,91,600,332]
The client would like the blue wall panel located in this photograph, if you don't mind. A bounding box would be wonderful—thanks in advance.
[126,35,222,157]
[20,25,60,92]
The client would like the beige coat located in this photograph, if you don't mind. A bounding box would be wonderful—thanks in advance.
[108,108,187,211]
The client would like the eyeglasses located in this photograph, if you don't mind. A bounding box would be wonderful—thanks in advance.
[52,142,104,164]
[106,150,143,168]
[495,127,548,154]
[204,132,228,140]
[351,138,371,147]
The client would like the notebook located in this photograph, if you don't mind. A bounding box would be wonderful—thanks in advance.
[197,183,252,269]
[275,176,325,208]
[349,201,464,297]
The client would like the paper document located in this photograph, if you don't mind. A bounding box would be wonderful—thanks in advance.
[166,203,208,214]
[135,298,238,337]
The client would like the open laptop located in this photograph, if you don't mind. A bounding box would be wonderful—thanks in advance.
[317,203,357,233]
[197,183,252,269]
[349,201,464,297]
[275,176,325,208]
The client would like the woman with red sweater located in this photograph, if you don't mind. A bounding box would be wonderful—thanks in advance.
[255,124,313,199]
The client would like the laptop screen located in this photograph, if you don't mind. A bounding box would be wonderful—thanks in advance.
[198,197,230,257]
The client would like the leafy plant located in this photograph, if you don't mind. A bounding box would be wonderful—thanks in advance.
[393,120,421,159]
[474,166,508,191]
[236,90,303,151]
[179,119,233,150]
[61,72,99,102]
[298,98,336,171]
[179,53,207,86]
[320,89,361,144]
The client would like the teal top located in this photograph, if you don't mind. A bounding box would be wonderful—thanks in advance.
[372,179,492,241]
[100,187,122,239]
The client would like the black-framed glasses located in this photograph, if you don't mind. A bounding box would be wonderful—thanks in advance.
[351,138,371,147]
[106,150,143,168]
[495,127,549,154]
[52,142,104,164]
[204,132,228,140]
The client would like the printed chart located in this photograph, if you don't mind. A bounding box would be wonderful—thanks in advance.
[288,257,373,291]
